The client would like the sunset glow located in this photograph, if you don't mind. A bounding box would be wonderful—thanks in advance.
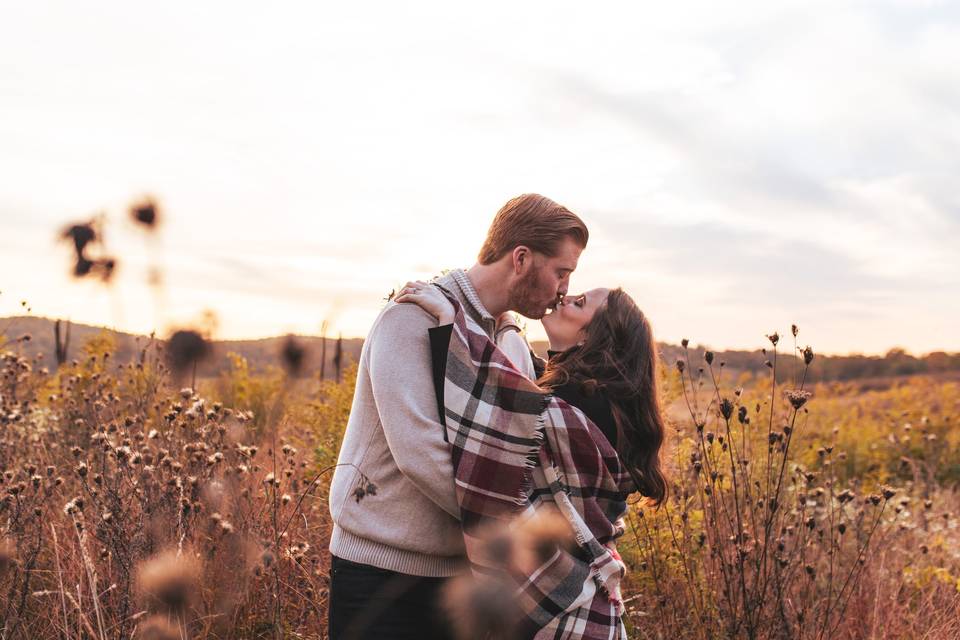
[2,1,958,354]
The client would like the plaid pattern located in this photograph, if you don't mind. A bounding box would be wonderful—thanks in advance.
[438,286,633,640]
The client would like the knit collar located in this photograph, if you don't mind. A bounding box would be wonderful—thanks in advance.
[448,268,496,326]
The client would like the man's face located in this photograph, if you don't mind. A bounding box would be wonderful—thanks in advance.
[507,236,583,319]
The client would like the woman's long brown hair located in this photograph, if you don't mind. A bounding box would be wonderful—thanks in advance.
[538,288,668,506]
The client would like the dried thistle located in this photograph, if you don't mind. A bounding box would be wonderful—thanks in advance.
[165,330,210,381]
[280,334,306,377]
[719,398,734,420]
[442,574,522,640]
[61,223,96,256]
[785,390,812,410]
[512,506,576,574]
[130,197,160,229]
[137,549,201,613]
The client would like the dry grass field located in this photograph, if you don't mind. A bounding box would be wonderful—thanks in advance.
[1,325,958,639]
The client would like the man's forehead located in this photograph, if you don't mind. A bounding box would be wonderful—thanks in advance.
[553,237,583,269]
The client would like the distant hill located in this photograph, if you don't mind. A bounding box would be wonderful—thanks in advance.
[2,316,959,383]
[0,316,363,380]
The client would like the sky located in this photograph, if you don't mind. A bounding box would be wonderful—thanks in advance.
[1,0,958,355]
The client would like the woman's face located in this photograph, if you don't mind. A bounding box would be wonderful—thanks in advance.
[541,287,609,350]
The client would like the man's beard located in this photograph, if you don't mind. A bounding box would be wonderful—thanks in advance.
[507,267,554,319]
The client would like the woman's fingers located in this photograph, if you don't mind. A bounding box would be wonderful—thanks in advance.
[396,280,434,303]
[395,288,424,302]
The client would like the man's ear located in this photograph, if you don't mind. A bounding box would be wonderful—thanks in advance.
[512,245,530,275]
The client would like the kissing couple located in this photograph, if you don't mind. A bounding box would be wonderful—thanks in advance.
[328,194,668,639]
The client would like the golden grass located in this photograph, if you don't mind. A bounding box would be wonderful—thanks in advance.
[0,329,957,639]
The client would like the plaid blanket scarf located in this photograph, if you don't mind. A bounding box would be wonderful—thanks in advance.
[437,287,635,639]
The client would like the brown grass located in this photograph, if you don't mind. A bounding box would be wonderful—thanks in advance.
[1,323,958,639]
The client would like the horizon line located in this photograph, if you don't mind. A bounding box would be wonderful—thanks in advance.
[1,314,953,360]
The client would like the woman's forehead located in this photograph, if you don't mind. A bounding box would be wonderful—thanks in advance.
[584,287,610,303]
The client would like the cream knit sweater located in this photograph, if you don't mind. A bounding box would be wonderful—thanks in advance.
[328,269,530,577]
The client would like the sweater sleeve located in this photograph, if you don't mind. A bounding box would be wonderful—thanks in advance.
[367,304,460,519]
[496,325,536,380]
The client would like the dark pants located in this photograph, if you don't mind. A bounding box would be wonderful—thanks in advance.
[328,555,456,640]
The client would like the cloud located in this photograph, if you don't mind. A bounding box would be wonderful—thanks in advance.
[2,1,959,352]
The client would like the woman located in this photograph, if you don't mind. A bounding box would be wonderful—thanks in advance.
[397,281,667,638]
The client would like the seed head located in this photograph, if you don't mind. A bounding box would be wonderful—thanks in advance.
[786,390,811,410]
[719,398,734,420]
[137,550,200,613]
[165,330,210,380]
[61,223,96,256]
[352,485,367,503]
[280,335,307,377]
[130,198,160,229]
[442,574,522,640]
[512,506,575,573]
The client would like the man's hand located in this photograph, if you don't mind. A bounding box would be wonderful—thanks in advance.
[395,280,456,325]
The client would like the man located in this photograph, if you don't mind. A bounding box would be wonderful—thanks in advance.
[327,193,589,639]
